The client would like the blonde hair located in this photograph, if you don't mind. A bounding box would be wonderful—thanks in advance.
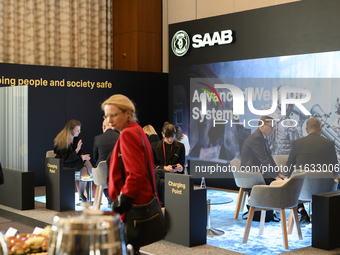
[101,94,137,121]
[54,119,81,149]
[143,125,157,136]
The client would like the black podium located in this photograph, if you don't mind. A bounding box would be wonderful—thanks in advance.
[312,190,340,250]
[0,168,34,210]
[164,173,207,247]
[45,158,75,211]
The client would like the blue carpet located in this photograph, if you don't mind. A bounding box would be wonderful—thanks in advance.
[34,196,46,204]
[206,189,311,255]
[35,190,312,254]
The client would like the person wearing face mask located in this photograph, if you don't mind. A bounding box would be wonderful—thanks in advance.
[152,122,185,206]
[54,119,92,202]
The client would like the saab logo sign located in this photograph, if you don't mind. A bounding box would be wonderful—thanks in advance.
[171,30,190,57]
[171,29,233,57]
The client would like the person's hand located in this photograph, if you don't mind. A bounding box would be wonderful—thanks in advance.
[164,165,173,172]
[278,173,286,180]
[81,154,91,161]
[174,164,183,173]
[76,139,83,153]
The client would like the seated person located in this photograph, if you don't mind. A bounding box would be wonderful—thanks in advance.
[143,124,160,144]
[152,122,185,205]
[241,116,285,184]
[175,125,190,167]
[286,117,339,223]
[93,119,120,166]
[93,119,119,204]
[54,119,92,202]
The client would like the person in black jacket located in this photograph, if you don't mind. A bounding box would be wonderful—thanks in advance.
[143,124,160,145]
[93,119,120,204]
[54,119,92,202]
[286,117,339,223]
[152,122,185,205]
[241,116,285,184]
[93,119,120,167]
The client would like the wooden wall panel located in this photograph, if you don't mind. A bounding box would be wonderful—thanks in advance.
[162,0,169,73]
[113,0,137,35]
[137,32,162,72]
[137,0,162,33]
[112,0,162,72]
[113,32,138,71]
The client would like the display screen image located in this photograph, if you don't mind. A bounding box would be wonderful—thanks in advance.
[172,50,340,177]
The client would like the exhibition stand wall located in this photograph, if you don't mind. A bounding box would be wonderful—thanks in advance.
[166,0,340,251]
[0,63,168,188]
[168,0,340,190]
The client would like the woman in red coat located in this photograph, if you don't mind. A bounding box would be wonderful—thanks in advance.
[102,94,158,254]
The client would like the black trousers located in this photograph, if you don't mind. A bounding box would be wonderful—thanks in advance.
[154,168,165,205]
[264,177,275,185]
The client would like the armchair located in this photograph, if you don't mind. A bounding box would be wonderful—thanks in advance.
[288,170,338,233]
[46,150,56,158]
[92,161,108,210]
[242,173,305,249]
[231,158,266,218]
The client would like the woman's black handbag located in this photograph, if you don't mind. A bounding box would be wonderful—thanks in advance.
[123,195,167,248]
[118,129,167,248]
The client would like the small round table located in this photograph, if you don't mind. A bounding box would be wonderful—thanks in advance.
[207,197,233,237]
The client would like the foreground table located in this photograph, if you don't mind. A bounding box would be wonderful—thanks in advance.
[207,197,233,236]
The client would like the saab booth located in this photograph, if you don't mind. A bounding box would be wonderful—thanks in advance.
[168,0,340,250]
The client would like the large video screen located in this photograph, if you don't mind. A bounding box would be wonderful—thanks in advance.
[172,50,340,177]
